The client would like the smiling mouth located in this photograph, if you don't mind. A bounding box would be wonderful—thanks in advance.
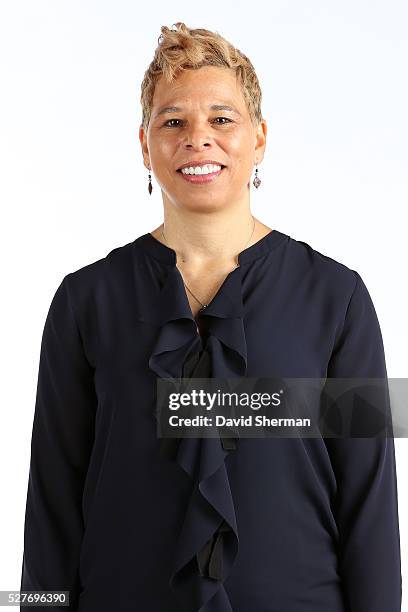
[176,166,226,183]
[176,165,226,173]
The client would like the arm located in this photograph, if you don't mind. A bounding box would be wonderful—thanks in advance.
[20,275,96,610]
[325,271,402,612]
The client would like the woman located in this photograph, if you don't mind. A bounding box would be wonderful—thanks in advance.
[20,22,401,612]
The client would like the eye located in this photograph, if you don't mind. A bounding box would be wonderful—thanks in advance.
[214,117,233,125]
[163,118,182,128]
[162,117,233,128]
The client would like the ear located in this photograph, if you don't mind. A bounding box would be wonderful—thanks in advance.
[139,124,150,169]
[254,119,267,163]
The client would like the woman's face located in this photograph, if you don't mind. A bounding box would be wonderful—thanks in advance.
[140,65,266,213]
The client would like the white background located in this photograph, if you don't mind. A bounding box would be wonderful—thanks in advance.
[0,0,407,607]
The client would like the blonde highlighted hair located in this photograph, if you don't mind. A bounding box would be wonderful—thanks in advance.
[140,22,263,130]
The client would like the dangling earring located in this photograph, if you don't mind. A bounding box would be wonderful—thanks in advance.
[252,163,261,189]
[147,167,153,195]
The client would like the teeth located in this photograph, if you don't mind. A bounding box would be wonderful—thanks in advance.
[181,164,222,175]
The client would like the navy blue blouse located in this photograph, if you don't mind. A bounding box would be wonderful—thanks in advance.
[20,229,402,611]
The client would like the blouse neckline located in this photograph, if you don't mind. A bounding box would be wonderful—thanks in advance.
[135,227,289,266]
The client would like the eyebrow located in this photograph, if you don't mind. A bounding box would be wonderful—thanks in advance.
[154,104,242,118]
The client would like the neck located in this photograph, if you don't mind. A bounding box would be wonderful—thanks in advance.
[152,204,265,267]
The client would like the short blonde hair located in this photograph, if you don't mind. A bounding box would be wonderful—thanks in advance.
[140,22,263,130]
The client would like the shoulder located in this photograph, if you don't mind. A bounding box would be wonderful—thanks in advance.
[284,234,382,355]
[62,238,135,292]
[66,238,134,281]
[283,233,379,334]
[55,238,139,321]
[286,233,359,300]
[46,239,139,365]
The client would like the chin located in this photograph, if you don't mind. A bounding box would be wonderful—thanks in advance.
[179,196,229,213]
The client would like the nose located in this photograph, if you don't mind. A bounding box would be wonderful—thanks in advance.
[184,120,212,150]
[185,141,211,150]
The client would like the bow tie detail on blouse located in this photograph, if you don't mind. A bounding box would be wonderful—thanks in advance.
[141,253,246,612]
[197,518,232,581]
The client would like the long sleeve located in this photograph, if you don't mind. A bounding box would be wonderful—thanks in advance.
[20,275,96,610]
[325,271,402,611]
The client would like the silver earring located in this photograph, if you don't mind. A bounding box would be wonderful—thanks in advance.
[252,163,261,189]
[147,167,153,195]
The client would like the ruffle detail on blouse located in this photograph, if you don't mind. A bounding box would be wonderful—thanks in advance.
[148,263,247,612]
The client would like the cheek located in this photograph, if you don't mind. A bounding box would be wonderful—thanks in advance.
[152,141,172,161]
[226,135,254,163]
[149,144,176,179]
[231,157,254,176]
